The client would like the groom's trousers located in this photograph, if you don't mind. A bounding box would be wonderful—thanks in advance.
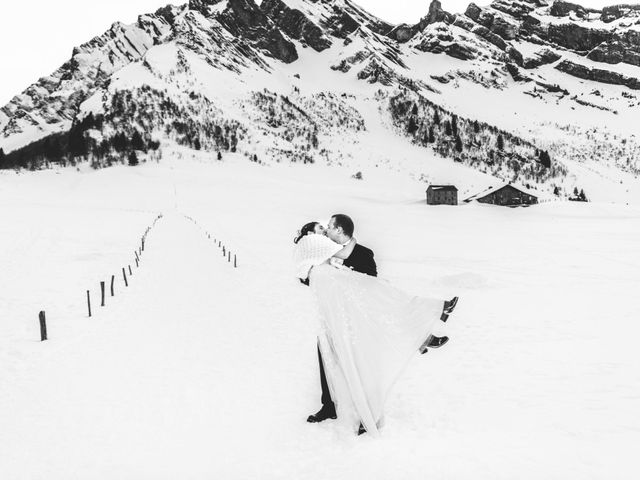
[317,344,335,411]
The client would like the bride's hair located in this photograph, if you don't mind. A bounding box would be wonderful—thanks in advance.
[294,222,320,244]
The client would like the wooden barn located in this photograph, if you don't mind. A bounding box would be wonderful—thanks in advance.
[426,185,458,205]
[464,183,538,207]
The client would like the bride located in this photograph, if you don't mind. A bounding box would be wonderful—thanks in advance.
[294,222,457,436]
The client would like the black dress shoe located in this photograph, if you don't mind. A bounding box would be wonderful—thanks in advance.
[427,335,449,348]
[357,423,366,435]
[420,335,448,354]
[307,406,337,423]
[444,297,459,314]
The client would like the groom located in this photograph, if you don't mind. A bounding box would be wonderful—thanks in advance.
[307,214,377,423]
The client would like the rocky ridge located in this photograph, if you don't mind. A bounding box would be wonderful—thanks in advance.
[1,0,639,196]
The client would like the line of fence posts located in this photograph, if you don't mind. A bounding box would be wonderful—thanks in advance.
[39,213,165,340]
[183,214,238,269]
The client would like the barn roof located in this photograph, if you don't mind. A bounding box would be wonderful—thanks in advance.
[464,183,539,202]
[427,185,458,191]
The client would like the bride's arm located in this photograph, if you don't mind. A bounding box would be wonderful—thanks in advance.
[332,237,356,260]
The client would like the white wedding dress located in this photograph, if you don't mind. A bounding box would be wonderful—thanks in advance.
[295,234,443,435]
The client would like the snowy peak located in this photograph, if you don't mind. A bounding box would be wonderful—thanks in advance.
[261,0,393,40]
[0,0,638,204]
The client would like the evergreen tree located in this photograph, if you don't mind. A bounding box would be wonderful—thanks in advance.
[131,130,145,151]
[455,134,463,153]
[128,151,139,166]
[497,134,504,151]
[411,103,418,115]
[553,185,560,196]
[451,115,458,137]
[113,133,128,152]
[579,189,587,201]
[428,126,435,143]
[539,150,551,168]
[473,120,480,133]
[44,136,63,162]
[68,122,88,158]
[0,148,5,167]
[217,151,222,161]
[433,110,441,125]
[194,137,201,151]
[573,186,579,197]
[407,117,418,135]
[444,121,452,136]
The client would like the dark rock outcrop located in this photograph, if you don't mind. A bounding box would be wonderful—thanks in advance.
[189,0,223,16]
[445,42,479,60]
[587,40,640,67]
[522,49,562,69]
[547,23,611,51]
[550,1,588,19]
[387,0,454,43]
[318,1,393,39]
[453,15,477,33]
[260,0,332,52]
[507,45,524,66]
[472,25,508,50]
[418,0,455,28]
[601,4,640,23]
[555,59,640,89]
[506,62,532,82]
[490,0,537,20]
[490,16,519,40]
[465,3,483,22]
[387,24,417,42]
[464,3,518,40]
[215,0,298,63]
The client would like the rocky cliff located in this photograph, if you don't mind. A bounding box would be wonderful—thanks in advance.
[1,0,638,195]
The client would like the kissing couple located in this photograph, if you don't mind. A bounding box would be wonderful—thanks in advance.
[293,214,458,436]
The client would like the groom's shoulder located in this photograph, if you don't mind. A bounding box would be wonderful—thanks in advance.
[354,243,375,257]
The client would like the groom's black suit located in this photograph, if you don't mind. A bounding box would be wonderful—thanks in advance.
[316,242,377,415]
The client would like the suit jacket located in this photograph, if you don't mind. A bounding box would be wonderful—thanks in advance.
[343,243,377,278]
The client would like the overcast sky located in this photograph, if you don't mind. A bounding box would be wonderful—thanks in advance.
[0,0,631,106]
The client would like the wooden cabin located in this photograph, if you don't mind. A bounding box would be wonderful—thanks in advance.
[426,185,458,205]
[464,183,538,207]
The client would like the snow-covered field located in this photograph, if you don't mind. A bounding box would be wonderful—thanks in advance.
[1,155,639,479]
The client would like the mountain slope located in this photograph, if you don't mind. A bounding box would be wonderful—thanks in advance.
[0,0,639,202]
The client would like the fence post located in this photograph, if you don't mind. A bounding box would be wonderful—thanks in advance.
[222,246,226,256]
[122,267,128,287]
[135,258,139,268]
[111,275,115,296]
[135,251,139,263]
[128,265,132,276]
[100,281,105,307]
[228,251,231,262]
[234,254,237,268]
[39,311,47,341]
[87,290,92,317]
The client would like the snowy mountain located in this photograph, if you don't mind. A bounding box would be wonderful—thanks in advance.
[1,0,639,202]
